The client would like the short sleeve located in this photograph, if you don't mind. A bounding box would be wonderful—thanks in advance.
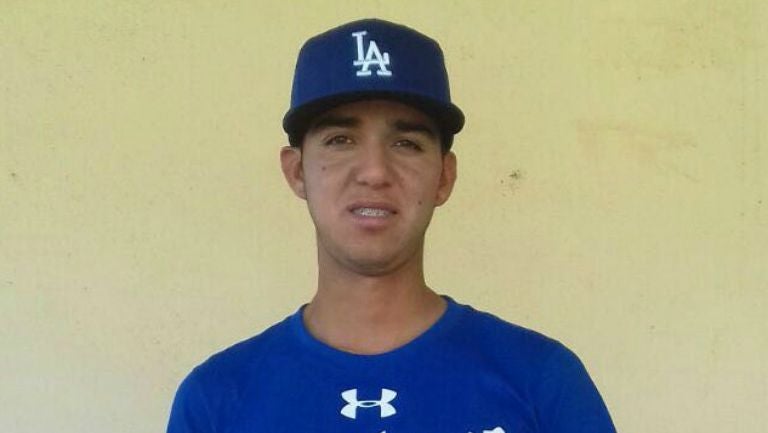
[531,343,616,433]
[166,369,216,433]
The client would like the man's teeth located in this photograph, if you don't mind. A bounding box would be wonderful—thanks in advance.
[354,207,391,217]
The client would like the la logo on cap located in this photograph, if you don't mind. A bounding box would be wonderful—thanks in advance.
[351,31,392,77]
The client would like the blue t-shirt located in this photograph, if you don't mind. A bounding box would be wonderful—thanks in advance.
[167,297,615,433]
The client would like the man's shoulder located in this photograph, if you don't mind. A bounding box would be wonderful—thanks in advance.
[190,312,296,383]
[450,299,574,369]
[455,300,559,344]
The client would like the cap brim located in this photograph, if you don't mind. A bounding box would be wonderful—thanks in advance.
[283,91,464,139]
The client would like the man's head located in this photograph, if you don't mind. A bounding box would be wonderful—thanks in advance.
[280,19,463,276]
[282,18,464,152]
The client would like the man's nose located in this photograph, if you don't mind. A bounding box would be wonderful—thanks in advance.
[353,142,393,188]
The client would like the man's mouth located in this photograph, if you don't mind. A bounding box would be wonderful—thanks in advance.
[352,207,393,217]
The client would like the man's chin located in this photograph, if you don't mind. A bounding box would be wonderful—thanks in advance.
[317,237,424,277]
[333,247,424,277]
[342,256,405,277]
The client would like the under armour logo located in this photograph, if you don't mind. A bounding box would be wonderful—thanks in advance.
[351,31,392,77]
[340,388,397,419]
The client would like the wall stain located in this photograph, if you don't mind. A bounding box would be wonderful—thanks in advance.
[576,119,699,182]
[500,169,524,196]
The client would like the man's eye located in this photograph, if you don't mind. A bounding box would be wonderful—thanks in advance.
[394,140,423,151]
[325,135,353,146]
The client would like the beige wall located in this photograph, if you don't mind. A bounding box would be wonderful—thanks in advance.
[2,1,766,432]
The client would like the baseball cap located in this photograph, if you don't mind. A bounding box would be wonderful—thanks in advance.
[283,18,464,149]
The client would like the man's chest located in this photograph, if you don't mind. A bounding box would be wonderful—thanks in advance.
[222,365,536,433]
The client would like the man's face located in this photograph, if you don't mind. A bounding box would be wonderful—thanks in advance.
[280,99,457,276]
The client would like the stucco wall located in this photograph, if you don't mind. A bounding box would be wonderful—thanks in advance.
[2,1,766,432]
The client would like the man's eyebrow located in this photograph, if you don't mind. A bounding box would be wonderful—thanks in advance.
[392,119,438,139]
[308,115,360,132]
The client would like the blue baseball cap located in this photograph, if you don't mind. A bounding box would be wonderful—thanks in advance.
[283,19,464,149]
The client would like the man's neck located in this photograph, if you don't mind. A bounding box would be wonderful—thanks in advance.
[302,260,446,355]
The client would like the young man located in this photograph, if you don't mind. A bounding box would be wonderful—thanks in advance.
[167,19,616,433]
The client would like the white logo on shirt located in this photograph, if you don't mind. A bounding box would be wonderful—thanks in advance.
[351,31,392,77]
[340,388,397,419]
[470,428,506,433]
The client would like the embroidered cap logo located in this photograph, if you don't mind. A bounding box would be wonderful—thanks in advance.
[352,31,392,77]
[340,388,397,419]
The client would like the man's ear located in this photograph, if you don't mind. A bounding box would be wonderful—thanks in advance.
[435,151,457,206]
[280,146,306,199]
